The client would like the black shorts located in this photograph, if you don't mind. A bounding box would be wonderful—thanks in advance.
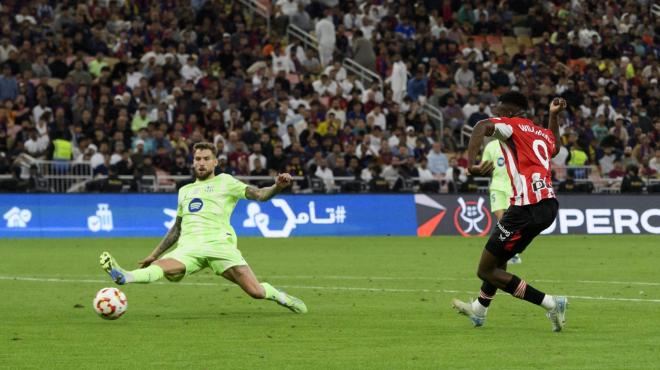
[485,198,559,261]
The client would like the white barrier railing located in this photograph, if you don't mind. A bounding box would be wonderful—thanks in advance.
[342,57,383,90]
[237,0,271,35]
[3,161,657,194]
[421,102,444,134]
[287,23,317,51]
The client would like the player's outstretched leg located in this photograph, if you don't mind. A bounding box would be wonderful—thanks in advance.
[477,249,567,332]
[222,265,308,314]
[100,252,169,285]
[452,257,507,327]
[100,252,132,285]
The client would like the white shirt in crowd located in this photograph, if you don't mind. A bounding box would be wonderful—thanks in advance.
[25,136,50,156]
[248,153,267,172]
[327,108,346,125]
[417,166,435,183]
[275,0,299,16]
[462,47,483,63]
[272,52,296,75]
[312,79,339,96]
[180,63,203,83]
[90,151,106,170]
[366,110,386,130]
[315,165,335,189]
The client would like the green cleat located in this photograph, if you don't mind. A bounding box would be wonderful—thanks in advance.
[99,251,127,285]
[277,292,308,314]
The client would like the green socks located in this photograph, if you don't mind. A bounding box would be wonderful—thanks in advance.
[128,265,164,283]
[261,282,286,304]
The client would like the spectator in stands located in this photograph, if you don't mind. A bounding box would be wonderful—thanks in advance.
[314,157,335,191]
[289,3,312,32]
[650,150,660,176]
[621,165,644,193]
[598,146,617,177]
[608,160,626,179]
[454,61,475,89]
[315,9,335,67]
[427,142,448,182]
[407,68,429,102]
[445,157,468,193]
[248,142,267,173]
[387,54,408,104]
[24,128,49,159]
[0,64,18,101]
[351,30,376,72]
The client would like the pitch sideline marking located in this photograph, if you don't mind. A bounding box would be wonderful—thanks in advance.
[269,275,660,287]
[1,275,659,303]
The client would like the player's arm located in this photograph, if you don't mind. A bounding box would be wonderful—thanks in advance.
[548,98,566,157]
[138,216,182,267]
[467,119,498,176]
[245,173,293,202]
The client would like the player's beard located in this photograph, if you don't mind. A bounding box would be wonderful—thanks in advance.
[194,167,212,180]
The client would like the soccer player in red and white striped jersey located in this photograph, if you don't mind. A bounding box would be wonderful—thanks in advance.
[452,92,568,332]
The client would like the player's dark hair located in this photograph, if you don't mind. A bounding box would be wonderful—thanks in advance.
[499,91,528,111]
[192,142,217,156]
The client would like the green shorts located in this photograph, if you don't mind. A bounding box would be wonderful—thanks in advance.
[161,244,247,282]
[490,190,511,213]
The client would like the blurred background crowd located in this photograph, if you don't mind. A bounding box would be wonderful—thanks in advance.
[0,0,658,193]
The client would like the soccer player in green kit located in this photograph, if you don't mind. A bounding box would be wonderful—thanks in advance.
[99,142,307,314]
[481,139,522,265]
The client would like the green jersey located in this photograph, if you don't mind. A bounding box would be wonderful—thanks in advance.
[482,140,513,195]
[176,174,248,251]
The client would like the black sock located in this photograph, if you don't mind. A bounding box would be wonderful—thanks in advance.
[477,281,497,307]
[502,275,545,305]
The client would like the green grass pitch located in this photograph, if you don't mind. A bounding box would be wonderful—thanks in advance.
[1,235,659,369]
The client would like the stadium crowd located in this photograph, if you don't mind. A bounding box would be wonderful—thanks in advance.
[0,0,658,193]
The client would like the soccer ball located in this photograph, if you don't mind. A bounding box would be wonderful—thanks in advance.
[93,287,127,320]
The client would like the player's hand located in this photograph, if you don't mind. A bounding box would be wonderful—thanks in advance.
[549,97,567,114]
[138,255,157,268]
[275,173,293,189]
[468,161,494,176]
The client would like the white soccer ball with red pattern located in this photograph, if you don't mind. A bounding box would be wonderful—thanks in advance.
[93,287,127,320]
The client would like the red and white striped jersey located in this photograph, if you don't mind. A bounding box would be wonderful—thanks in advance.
[490,116,556,206]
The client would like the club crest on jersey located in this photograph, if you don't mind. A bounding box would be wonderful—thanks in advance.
[497,157,505,166]
[188,198,204,212]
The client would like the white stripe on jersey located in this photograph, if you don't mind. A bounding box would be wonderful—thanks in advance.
[500,142,524,206]
[493,123,513,141]
[520,174,530,205]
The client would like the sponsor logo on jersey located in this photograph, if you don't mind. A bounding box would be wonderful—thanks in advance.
[188,198,204,212]
[531,179,549,192]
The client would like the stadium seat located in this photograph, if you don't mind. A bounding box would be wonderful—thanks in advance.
[513,27,532,37]
[502,36,517,46]
[486,35,503,45]
[517,36,533,47]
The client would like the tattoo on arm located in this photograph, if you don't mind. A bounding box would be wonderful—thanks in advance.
[245,185,281,202]
[151,216,181,257]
